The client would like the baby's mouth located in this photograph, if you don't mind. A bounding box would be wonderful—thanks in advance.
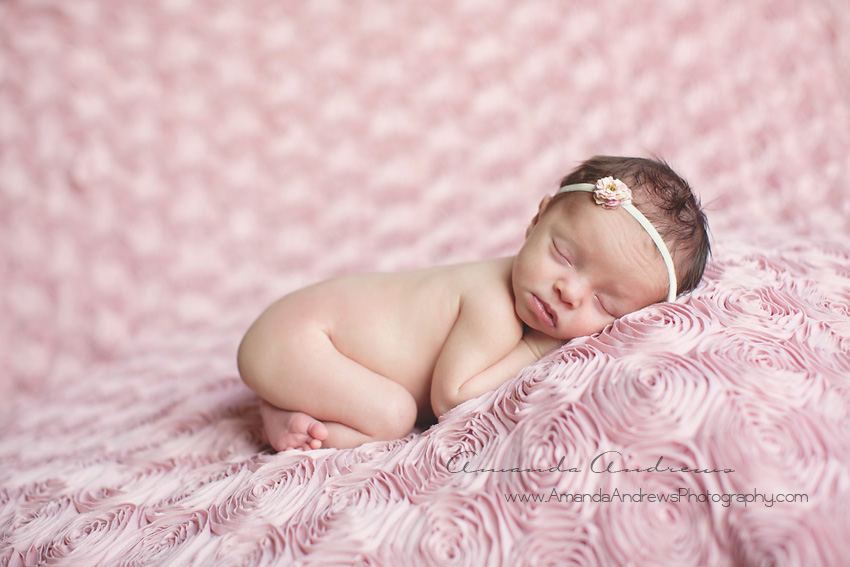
[532,294,558,328]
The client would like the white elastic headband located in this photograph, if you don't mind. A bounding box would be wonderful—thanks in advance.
[556,181,678,302]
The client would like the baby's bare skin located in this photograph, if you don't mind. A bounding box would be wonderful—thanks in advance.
[302,258,521,418]
[240,257,550,450]
[238,191,668,450]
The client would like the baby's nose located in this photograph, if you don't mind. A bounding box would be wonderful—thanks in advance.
[555,276,588,308]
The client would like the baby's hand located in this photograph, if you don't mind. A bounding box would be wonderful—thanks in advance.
[521,328,566,360]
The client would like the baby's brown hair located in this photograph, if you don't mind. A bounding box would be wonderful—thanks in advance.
[559,155,710,296]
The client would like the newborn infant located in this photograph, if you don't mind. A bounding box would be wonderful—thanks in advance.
[238,155,710,450]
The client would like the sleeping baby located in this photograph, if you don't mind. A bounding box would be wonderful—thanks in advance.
[238,155,711,450]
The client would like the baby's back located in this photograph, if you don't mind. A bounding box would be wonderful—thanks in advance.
[269,258,515,417]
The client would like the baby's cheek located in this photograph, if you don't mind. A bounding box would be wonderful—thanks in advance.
[559,312,605,341]
[588,311,617,337]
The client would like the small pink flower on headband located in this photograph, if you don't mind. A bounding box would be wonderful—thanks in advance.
[593,177,632,209]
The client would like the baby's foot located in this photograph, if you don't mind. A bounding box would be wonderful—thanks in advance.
[260,400,329,451]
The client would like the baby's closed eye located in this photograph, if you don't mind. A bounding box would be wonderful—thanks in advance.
[552,240,573,266]
[595,294,607,310]
[594,294,617,318]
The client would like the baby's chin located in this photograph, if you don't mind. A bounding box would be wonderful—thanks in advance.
[547,322,608,342]
[548,329,579,342]
[529,321,580,342]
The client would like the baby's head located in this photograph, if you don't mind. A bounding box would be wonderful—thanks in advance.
[512,155,710,340]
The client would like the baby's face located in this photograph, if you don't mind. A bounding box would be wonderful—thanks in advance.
[512,192,668,340]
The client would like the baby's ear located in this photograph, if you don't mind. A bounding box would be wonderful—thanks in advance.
[526,195,553,238]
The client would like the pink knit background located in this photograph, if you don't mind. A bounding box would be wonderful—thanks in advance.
[1,0,849,565]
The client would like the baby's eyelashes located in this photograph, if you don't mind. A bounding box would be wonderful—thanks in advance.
[594,294,614,318]
[552,241,573,266]
[593,294,604,312]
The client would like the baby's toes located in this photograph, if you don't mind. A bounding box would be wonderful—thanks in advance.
[268,428,309,451]
[274,434,300,451]
[268,434,293,452]
[307,421,328,442]
[289,413,317,435]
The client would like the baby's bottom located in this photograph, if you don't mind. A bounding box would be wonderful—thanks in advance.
[257,327,418,451]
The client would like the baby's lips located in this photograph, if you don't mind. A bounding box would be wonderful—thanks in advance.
[545,300,558,327]
[532,294,557,328]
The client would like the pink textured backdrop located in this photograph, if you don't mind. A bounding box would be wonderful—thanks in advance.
[1,0,849,565]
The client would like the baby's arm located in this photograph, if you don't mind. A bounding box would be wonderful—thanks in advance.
[430,291,561,417]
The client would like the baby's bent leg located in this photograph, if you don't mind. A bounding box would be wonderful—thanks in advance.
[243,324,418,450]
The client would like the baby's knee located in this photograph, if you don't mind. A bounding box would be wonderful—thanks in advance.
[373,391,417,441]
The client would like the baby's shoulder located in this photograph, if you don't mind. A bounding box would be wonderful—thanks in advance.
[451,256,514,289]
[450,257,517,313]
